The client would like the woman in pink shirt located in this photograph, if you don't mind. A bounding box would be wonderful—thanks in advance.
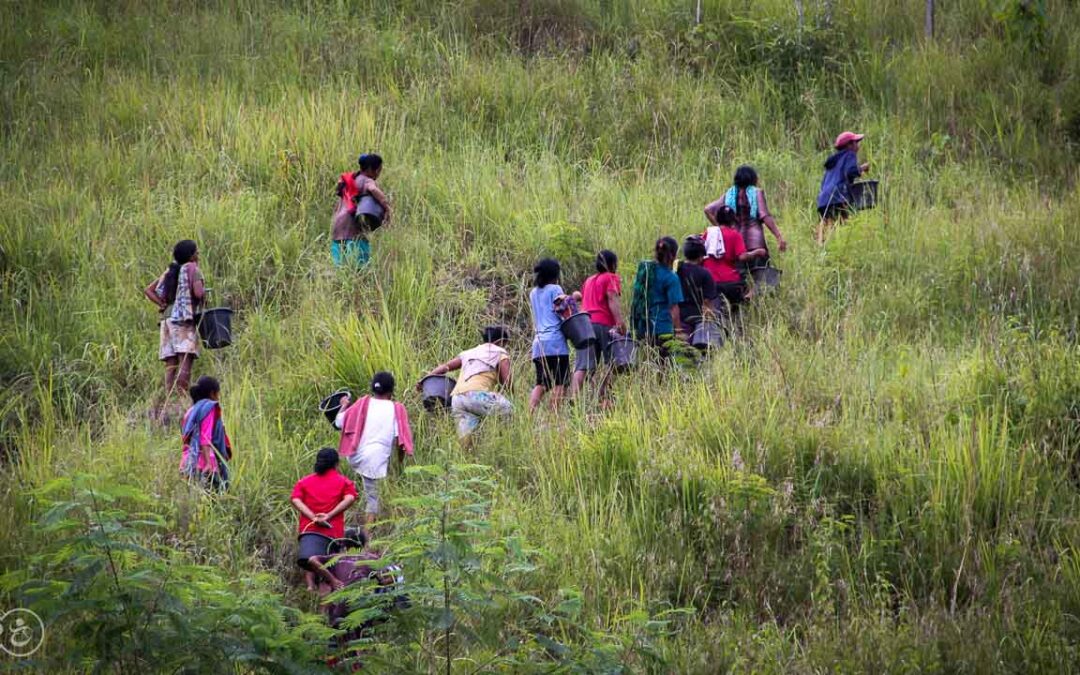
[179,376,232,490]
[572,250,627,402]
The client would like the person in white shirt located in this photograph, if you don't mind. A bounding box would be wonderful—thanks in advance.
[334,372,404,529]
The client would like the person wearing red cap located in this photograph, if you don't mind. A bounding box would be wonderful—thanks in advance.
[815,131,870,245]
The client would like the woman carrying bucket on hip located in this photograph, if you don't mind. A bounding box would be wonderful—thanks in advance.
[420,326,513,442]
[528,258,571,413]
[704,165,787,288]
[145,239,205,422]
[331,153,391,268]
[816,131,870,245]
[571,250,626,405]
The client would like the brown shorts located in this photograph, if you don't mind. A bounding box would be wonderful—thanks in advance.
[159,320,201,361]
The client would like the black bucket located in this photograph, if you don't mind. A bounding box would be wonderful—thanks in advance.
[850,180,878,210]
[690,321,725,351]
[606,337,637,371]
[356,195,385,220]
[560,312,595,348]
[197,308,233,349]
[751,266,782,290]
[419,375,456,412]
[319,390,352,427]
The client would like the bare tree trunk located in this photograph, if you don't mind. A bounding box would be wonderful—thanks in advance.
[924,0,935,39]
[794,0,804,31]
[695,0,702,25]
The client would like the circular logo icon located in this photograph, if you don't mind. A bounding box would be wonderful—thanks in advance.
[0,608,45,658]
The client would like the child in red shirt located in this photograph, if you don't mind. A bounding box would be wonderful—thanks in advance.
[700,206,766,306]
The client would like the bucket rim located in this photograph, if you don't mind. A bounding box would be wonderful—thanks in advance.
[560,311,591,324]
[419,374,456,384]
[318,389,352,411]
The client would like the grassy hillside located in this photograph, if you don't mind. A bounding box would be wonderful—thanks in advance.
[3,0,1080,671]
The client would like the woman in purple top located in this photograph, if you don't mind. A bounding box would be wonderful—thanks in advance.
[816,131,870,245]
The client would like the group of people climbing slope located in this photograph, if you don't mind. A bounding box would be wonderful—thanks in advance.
[143,130,873,598]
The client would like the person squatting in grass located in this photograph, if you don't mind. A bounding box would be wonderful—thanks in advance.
[528,258,571,412]
[421,326,514,443]
[705,164,787,288]
[145,239,205,420]
[816,131,871,245]
[630,237,685,355]
[700,206,765,325]
[571,250,627,405]
[331,153,391,268]
[179,375,232,490]
[335,372,414,530]
[291,447,359,593]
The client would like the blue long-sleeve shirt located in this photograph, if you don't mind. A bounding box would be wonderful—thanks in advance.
[816,149,862,209]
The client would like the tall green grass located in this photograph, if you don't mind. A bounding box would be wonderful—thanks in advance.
[2,0,1080,671]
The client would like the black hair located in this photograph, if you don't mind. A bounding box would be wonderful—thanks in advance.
[533,258,561,288]
[654,237,678,265]
[482,325,509,344]
[358,153,383,173]
[189,375,220,403]
[714,205,736,226]
[733,165,758,189]
[330,526,369,553]
[595,249,618,274]
[314,447,339,475]
[161,240,198,304]
[371,371,396,396]
[683,236,706,261]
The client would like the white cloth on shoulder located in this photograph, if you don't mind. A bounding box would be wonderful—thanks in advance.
[704,226,726,258]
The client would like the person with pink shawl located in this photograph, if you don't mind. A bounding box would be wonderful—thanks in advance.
[334,372,414,530]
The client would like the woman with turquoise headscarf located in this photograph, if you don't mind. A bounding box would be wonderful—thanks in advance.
[704,165,787,285]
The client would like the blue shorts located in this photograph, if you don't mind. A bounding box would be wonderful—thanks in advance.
[331,239,371,268]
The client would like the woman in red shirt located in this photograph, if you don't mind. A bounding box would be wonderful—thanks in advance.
[291,447,358,592]
[701,206,766,320]
[572,249,627,403]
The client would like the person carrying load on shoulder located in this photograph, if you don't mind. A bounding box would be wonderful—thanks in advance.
[630,237,685,356]
[704,165,787,287]
[571,249,627,404]
[144,239,205,422]
[816,131,870,245]
[179,376,232,490]
[335,372,414,531]
[528,258,571,413]
[291,447,358,593]
[420,326,513,443]
[331,153,391,268]
[699,206,766,323]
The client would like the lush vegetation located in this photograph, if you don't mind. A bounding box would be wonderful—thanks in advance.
[2,0,1079,671]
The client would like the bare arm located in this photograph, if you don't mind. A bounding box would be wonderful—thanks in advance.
[144,278,166,310]
[429,357,463,376]
[606,288,627,334]
[738,248,769,261]
[758,190,787,252]
[703,197,724,227]
[497,358,513,390]
[365,179,392,222]
[419,357,463,391]
[188,264,205,303]
[291,498,319,521]
[323,494,356,521]
[670,305,684,336]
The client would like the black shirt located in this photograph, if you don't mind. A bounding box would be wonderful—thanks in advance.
[677,261,718,326]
